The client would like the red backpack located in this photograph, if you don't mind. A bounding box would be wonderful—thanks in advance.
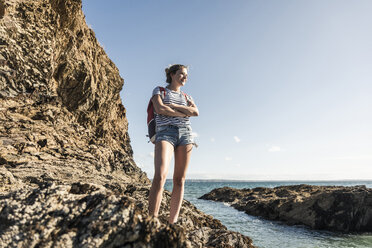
[147,87,166,143]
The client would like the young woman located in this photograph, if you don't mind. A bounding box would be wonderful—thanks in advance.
[148,64,199,224]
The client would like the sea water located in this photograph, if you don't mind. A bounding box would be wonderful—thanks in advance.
[164,180,372,248]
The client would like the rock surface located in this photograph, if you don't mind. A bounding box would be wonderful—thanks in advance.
[0,0,255,247]
[200,184,372,233]
[1,182,254,247]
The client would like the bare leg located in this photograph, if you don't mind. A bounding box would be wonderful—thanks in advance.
[148,141,174,217]
[169,144,193,224]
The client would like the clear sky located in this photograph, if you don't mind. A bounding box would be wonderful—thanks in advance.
[82,0,372,180]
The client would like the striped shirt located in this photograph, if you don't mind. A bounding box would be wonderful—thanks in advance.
[152,86,194,127]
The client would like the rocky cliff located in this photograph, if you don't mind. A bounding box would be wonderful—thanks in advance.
[0,0,254,247]
[200,184,372,233]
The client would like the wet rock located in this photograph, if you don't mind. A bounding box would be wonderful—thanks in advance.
[200,185,372,233]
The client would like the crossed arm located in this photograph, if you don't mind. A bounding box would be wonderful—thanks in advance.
[151,95,199,117]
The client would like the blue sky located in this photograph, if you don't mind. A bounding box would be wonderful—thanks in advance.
[83,0,372,180]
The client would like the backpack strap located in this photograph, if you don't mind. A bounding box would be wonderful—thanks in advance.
[159,86,166,100]
[181,91,191,106]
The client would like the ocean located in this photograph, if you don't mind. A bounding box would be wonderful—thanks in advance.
[164,180,372,248]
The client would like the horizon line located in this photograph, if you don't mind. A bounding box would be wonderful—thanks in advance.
[164,178,372,182]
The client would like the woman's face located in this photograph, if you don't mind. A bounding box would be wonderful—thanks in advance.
[171,68,188,86]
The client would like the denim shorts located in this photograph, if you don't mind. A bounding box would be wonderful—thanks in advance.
[155,125,194,147]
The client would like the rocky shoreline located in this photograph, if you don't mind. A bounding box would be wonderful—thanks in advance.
[199,184,372,233]
[1,182,255,247]
[0,0,255,247]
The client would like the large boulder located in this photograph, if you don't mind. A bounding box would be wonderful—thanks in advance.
[0,0,146,186]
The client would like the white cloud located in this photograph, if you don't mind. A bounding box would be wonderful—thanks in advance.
[149,152,154,158]
[225,157,232,161]
[233,136,241,143]
[192,132,199,138]
[210,137,215,142]
[268,146,281,152]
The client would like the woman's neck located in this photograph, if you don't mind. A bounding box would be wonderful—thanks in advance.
[167,83,181,92]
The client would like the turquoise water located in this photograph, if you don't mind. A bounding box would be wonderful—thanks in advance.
[164,180,372,248]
